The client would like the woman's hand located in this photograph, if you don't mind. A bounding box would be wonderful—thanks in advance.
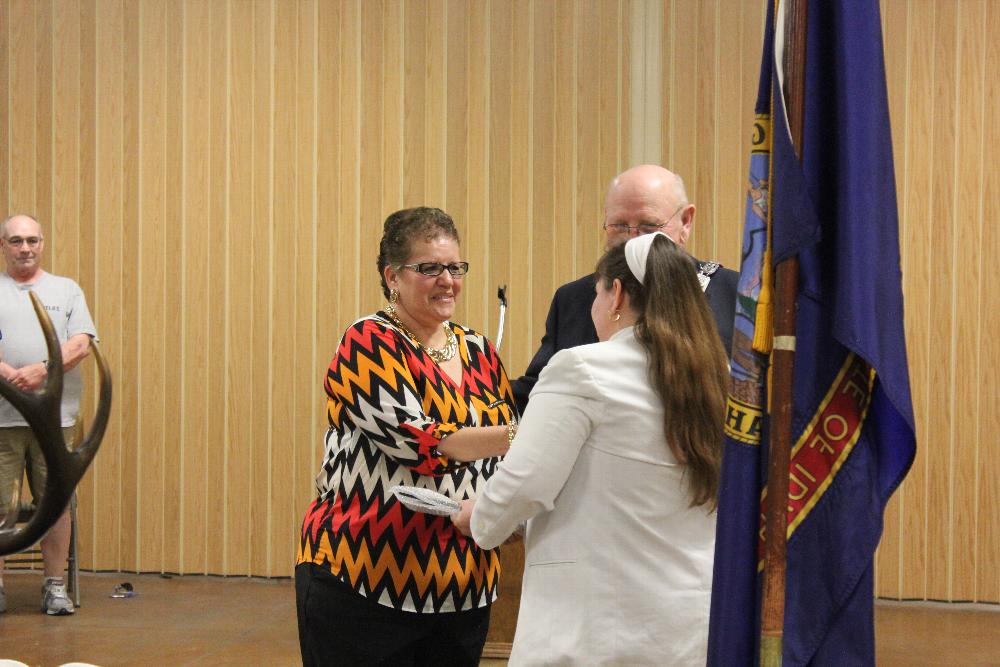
[450,498,475,537]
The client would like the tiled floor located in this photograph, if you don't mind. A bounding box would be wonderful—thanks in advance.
[0,571,997,666]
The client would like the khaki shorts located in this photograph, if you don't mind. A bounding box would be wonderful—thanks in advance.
[0,426,77,513]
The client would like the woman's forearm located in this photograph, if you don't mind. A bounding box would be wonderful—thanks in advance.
[436,424,510,462]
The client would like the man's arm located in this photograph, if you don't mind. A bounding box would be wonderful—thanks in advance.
[60,333,92,371]
[6,333,92,391]
[0,360,17,381]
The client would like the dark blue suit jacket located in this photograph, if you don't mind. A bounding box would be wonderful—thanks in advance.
[511,259,738,413]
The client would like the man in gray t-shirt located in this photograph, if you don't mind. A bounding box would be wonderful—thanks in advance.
[0,214,97,616]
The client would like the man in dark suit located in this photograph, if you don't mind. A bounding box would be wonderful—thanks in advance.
[512,165,738,412]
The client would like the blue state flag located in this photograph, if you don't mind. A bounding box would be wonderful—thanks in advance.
[708,1,916,665]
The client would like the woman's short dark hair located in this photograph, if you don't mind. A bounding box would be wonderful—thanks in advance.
[377,207,460,299]
[595,235,729,508]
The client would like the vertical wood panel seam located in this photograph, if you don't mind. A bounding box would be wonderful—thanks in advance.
[3,4,7,206]
[896,0,912,597]
[222,0,232,573]
[527,4,534,340]
[311,0,319,502]
[86,0,94,567]
[712,0,720,255]
[117,0,125,569]
[972,0,987,601]
[135,0,145,571]
[442,2,448,208]
[571,5,578,276]
[946,1,960,600]
[612,0,631,172]
[266,0,276,577]
[920,1,934,598]
[161,0,170,572]
[667,0,675,167]
[179,0,189,574]
[354,2,361,317]
[49,0,56,270]
[483,6,491,327]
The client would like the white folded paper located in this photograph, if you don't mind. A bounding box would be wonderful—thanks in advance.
[389,486,462,517]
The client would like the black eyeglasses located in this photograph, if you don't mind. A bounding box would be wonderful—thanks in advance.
[399,262,470,277]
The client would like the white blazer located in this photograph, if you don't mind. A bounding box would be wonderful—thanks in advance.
[472,327,716,666]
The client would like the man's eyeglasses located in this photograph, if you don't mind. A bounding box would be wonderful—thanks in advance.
[3,236,42,248]
[603,204,686,236]
[399,261,470,277]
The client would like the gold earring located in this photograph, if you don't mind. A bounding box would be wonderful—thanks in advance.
[609,311,621,322]
[389,289,399,306]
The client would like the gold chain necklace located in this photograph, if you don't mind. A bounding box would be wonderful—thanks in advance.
[384,304,458,363]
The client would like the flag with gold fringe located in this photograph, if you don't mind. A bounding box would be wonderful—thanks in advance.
[707,0,916,664]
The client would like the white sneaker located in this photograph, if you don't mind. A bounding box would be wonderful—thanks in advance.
[41,577,75,615]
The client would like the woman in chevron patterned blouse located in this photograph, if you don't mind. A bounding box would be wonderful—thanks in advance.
[295,207,518,667]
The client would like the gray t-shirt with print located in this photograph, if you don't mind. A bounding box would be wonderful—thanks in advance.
[0,271,98,427]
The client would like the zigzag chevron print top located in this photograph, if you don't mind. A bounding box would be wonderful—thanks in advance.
[297,312,518,613]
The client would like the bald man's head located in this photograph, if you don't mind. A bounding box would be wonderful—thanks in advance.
[602,165,694,248]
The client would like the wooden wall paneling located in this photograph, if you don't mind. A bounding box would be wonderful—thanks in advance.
[92,0,125,572]
[52,0,80,550]
[444,0,469,326]
[270,0,297,577]
[552,2,574,285]
[306,0,338,527]
[875,0,909,599]
[691,0,716,261]
[120,0,141,572]
[899,0,934,600]
[249,0,273,578]
[181,0,212,575]
[976,3,1000,604]
[926,0,957,601]
[528,0,555,369]
[715,0,743,270]
[403,1,427,209]
[464,0,489,332]
[137,0,168,573]
[313,0,341,408]
[424,1,447,213]
[336,1,361,344]
[8,0,36,212]
[359,0,384,319]
[664,0,696,207]
[0,0,8,212]
[76,0,96,301]
[487,1,511,351]
[508,0,532,374]
[205,0,230,575]
[34,1,54,271]
[598,0,624,221]
[382,1,404,215]
[574,2,602,298]
[3,0,999,595]
[162,0,184,575]
[73,0,97,566]
[951,0,986,602]
[292,0,319,553]
[226,0,255,575]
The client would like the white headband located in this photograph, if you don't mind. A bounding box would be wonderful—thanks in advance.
[624,231,674,284]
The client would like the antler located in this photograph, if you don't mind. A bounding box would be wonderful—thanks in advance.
[0,291,112,556]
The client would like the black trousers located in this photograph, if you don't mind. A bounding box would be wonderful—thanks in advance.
[295,562,491,667]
